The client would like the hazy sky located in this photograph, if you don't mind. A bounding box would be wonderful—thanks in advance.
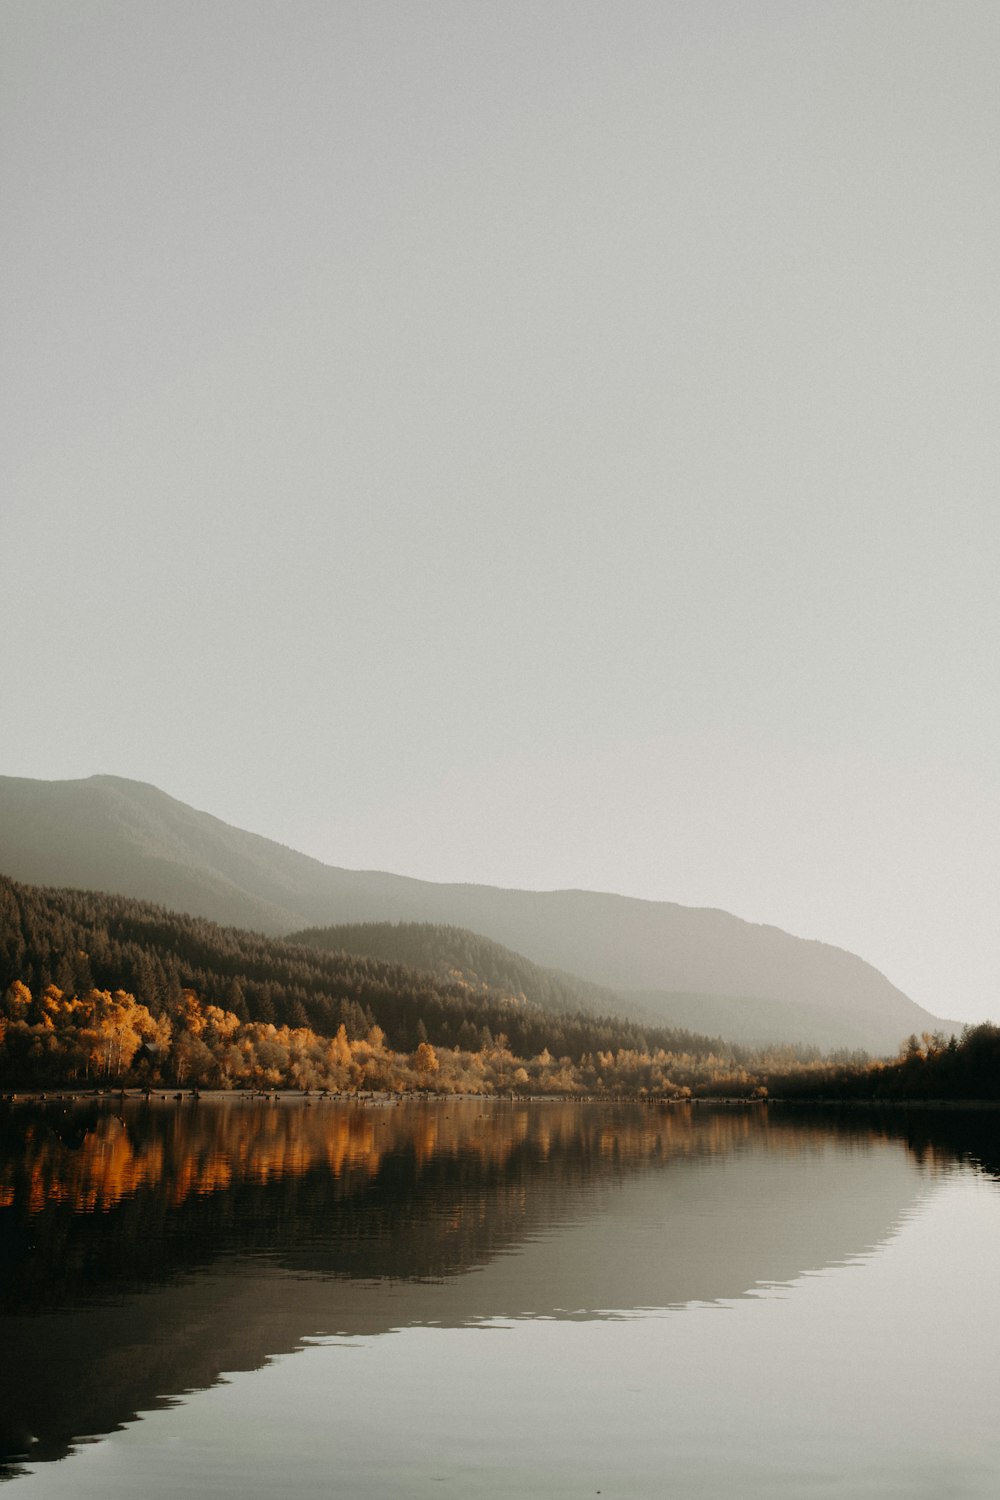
[3,2,998,1020]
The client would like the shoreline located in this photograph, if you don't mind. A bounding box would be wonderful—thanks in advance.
[2,1088,1000,1111]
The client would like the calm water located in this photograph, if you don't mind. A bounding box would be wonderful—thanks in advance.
[2,1097,999,1497]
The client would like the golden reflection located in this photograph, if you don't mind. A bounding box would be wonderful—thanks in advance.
[0,1099,920,1221]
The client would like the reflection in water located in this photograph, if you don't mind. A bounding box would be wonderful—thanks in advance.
[1,1098,998,1484]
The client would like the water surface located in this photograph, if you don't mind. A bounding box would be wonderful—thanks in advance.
[1,1097,997,1496]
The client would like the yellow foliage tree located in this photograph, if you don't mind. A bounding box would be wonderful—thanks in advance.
[413,1041,439,1075]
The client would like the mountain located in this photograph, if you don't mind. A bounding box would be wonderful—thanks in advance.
[0,774,960,1052]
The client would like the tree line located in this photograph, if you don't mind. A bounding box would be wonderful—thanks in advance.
[766,1025,1000,1102]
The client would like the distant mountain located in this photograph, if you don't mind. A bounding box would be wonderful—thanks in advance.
[0,774,961,1053]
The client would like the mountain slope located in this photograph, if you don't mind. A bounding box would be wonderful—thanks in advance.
[0,774,960,1052]
[1,872,718,1063]
[289,921,622,1018]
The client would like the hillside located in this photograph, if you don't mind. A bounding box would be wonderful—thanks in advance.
[290,921,620,1018]
[0,873,726,1068]
[0,774,961,1053]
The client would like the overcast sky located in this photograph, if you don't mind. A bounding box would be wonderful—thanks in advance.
[3,1,998,1020]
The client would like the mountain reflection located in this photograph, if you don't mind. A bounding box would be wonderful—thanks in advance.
[1,1097,996,1476]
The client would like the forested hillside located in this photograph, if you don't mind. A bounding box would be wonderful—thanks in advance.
[1,874,593,1057]
[290,921,619,1017]
[0,874,775,1094]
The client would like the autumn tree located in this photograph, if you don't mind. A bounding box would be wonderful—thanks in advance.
[413,1041,440,1077]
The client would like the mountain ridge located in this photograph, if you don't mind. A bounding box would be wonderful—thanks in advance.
[0,773,961,1052]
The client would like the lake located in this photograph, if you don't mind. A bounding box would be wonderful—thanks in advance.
[1,1096,999,1497]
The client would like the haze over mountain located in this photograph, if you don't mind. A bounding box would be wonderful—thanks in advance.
[0,774,960,1053]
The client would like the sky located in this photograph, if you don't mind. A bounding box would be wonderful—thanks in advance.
[2,1,998,1021]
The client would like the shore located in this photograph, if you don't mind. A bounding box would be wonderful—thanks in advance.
[3,1087,1000,1110]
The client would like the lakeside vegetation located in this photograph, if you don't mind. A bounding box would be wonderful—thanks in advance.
[1,872,992,1099]
[764,1023,1000,1102]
